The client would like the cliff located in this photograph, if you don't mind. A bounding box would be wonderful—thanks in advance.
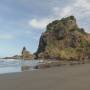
[35,16,90,60]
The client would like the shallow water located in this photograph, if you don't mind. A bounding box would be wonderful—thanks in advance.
[0,59,42,74]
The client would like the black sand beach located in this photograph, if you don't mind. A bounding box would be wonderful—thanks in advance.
[0,64,90,90]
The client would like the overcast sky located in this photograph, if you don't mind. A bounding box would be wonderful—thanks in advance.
[0,0,90,57]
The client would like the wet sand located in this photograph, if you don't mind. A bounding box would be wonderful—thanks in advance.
[0,64,90,90]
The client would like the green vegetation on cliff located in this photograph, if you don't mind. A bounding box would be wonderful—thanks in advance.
[35,16,90,60]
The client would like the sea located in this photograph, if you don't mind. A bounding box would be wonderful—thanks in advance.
[0,59,42,74]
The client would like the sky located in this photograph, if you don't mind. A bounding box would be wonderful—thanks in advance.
[0,0,90,57]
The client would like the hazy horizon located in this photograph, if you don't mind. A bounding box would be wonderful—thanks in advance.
[0,0,90,57]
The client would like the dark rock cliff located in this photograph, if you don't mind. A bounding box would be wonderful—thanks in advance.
[35,16,90,60]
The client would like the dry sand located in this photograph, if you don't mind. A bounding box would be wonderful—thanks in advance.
[0,64,90,90]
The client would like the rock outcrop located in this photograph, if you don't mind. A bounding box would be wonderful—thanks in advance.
[21,47,33,60]
[35,16,90,60]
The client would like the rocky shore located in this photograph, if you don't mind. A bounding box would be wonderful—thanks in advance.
[33,59,90,69]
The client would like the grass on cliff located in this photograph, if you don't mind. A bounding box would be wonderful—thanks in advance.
[59,48,84,60]
[45,47,87,60]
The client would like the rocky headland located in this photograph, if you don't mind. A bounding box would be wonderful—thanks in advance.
[35,16,90,62]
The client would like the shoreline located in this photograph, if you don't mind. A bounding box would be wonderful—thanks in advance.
[34,59,90,69]
[0,58,89,75]
[0,63,90,90]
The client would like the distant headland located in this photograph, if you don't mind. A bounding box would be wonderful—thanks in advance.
[3,47,33,60]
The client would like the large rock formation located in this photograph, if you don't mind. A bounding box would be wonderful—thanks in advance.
[21,47,33,60]
[35,16,90,60]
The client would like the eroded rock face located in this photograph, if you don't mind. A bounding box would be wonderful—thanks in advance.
[37,34,47,53]
[35,16,90,60]
[21,47,33,60]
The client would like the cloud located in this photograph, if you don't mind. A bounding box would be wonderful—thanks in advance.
[75,0,90,10]
[53,0,90,18]
[74,0,90,18]
[0,34,14,40]
[28,0,90,31]
[29,18,51,29]
[61,7,72,17]
[55,6,73,17]
[28,6,73,30]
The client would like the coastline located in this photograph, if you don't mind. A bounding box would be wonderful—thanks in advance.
[34,59,90,69]
[0,63,90,90]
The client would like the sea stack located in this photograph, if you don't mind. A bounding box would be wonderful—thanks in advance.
[21,47,33,60]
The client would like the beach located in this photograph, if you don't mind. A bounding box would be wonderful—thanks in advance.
[0,64,90,90]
